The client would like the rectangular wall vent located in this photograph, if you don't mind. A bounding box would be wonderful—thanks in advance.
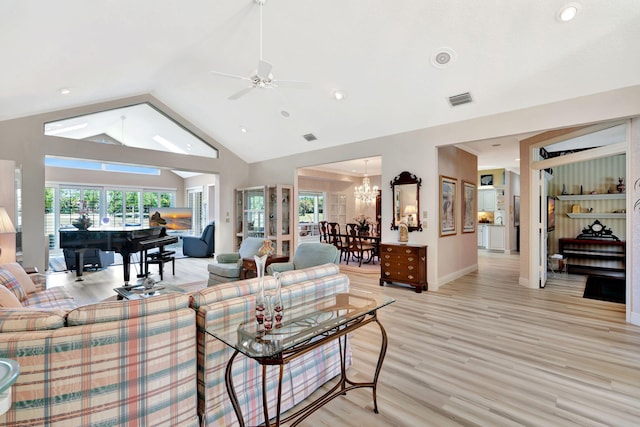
[449,92,473,106]
[303,133,317,142]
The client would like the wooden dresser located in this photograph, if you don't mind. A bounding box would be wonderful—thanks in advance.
[379,243,428,293]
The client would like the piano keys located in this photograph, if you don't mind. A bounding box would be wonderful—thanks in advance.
[59,226,178,284]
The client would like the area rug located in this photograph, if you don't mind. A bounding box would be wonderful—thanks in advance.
[583,275,625,304]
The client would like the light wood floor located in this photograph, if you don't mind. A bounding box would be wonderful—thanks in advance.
[46,251,640,426]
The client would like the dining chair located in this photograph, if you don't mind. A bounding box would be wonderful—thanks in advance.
[345,227,375,267]
[318,221,329,243]
[327,222,347,261]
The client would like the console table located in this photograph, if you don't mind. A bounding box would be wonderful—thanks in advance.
[558,238,626,274]
[379,243,428,293]
[206,290,394,426]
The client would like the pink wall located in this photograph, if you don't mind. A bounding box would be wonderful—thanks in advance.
[437,146,478,282]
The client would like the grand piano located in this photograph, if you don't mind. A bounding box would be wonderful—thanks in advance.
[59,226,178,284]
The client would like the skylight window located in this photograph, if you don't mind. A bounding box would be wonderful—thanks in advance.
[44,102,218,158]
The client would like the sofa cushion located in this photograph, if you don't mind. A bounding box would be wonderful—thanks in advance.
[0,262,37,294]
[22,286,76,310]
[238,237,265,259]
[207,262,242,279]
[214,253,239,263]
[0,308,66,331]
[0,269,28,302]
[67,293,191,326]
[0,285,22,308]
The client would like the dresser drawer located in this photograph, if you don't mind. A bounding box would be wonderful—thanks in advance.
[379,243,428,293]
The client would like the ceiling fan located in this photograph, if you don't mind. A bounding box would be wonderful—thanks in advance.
[211,0,310,100]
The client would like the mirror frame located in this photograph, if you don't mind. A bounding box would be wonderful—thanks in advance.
[390,171,422,232]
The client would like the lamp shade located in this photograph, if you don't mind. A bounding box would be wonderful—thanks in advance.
[0,208,15,234]
[404,205,417,215]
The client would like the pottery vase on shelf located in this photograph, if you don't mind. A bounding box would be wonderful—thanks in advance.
[617,178,625,193]
[398,222,409,243]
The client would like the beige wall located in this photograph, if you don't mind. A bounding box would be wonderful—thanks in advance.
[437,146,479,283]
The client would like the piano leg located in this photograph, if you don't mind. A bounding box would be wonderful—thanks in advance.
[138,249,148,279]
[74,249,86,281]
[122,251,132,285]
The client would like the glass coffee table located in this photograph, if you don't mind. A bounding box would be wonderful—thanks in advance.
[113,283,187,300]
[206,289,395,426]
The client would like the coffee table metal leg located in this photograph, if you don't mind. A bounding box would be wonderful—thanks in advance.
[225,350,245,427]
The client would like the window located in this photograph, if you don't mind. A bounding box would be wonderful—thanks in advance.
[298,192,324,224]
[45,184,176,248]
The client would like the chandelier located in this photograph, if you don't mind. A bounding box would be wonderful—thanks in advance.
[354,160,379,206]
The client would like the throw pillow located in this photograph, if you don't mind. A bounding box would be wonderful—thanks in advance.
[0,285,22,308]
[0,262,37,294]
[0,270,28,302]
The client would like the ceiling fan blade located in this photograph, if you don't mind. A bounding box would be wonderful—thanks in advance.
[257,60,272,78]
[272,80,312,89]
[228,86,254,100]
[210,70,251,81]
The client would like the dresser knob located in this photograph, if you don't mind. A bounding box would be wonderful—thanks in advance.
[408,257,414,262]
[384,262,391,267]
[408,275,414,280]
[408,265,414,270]
[421,257,426,261]
[384,272,390,276]
[405,249,412,254]
[384,255,391,260]
[386,247,393,252]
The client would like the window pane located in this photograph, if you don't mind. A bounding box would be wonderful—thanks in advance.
[83,189,101,226]
[59,188,81,227]
[125,191,141,226]
[107,190,124,227]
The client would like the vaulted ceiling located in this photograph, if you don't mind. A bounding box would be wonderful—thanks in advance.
[2,0,639,169]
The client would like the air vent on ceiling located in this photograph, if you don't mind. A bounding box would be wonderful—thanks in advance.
[449,92,473,107]
[303,133,317,142]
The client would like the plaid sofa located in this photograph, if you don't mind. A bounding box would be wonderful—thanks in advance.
[191,263,351,426]
[0,285,199,426]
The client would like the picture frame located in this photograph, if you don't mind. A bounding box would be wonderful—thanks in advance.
[480,174,493,186]
[439,175,457,236]
[462,181,476,233]
[547,196,555,232]
[513,195,520,227]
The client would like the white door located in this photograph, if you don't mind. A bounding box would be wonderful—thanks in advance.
[536,170,552,288]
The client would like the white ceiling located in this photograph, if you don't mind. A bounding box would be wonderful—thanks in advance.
[2,1,639,168]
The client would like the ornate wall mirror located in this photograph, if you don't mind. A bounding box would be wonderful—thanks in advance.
[390,171,422,231]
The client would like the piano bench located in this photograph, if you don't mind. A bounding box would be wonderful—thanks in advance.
[145,251,175,280]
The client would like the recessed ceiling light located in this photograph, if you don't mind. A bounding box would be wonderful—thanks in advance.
[240,126,248,133]
[557,2,581,22]
[430,47,457,69]
[59,88,71,95]
[332,90,347,100]
[280,110,290,118]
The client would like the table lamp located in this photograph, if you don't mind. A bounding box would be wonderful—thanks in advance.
[403,205,417,226]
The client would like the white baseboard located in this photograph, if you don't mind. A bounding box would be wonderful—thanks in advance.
[437,264,478,289]
[630,311,640,326]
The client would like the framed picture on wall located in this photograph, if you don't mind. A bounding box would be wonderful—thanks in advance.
[462,181,476,233]
[480,174,493,186]
[440,175,457,236]
[514,195,520,227]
